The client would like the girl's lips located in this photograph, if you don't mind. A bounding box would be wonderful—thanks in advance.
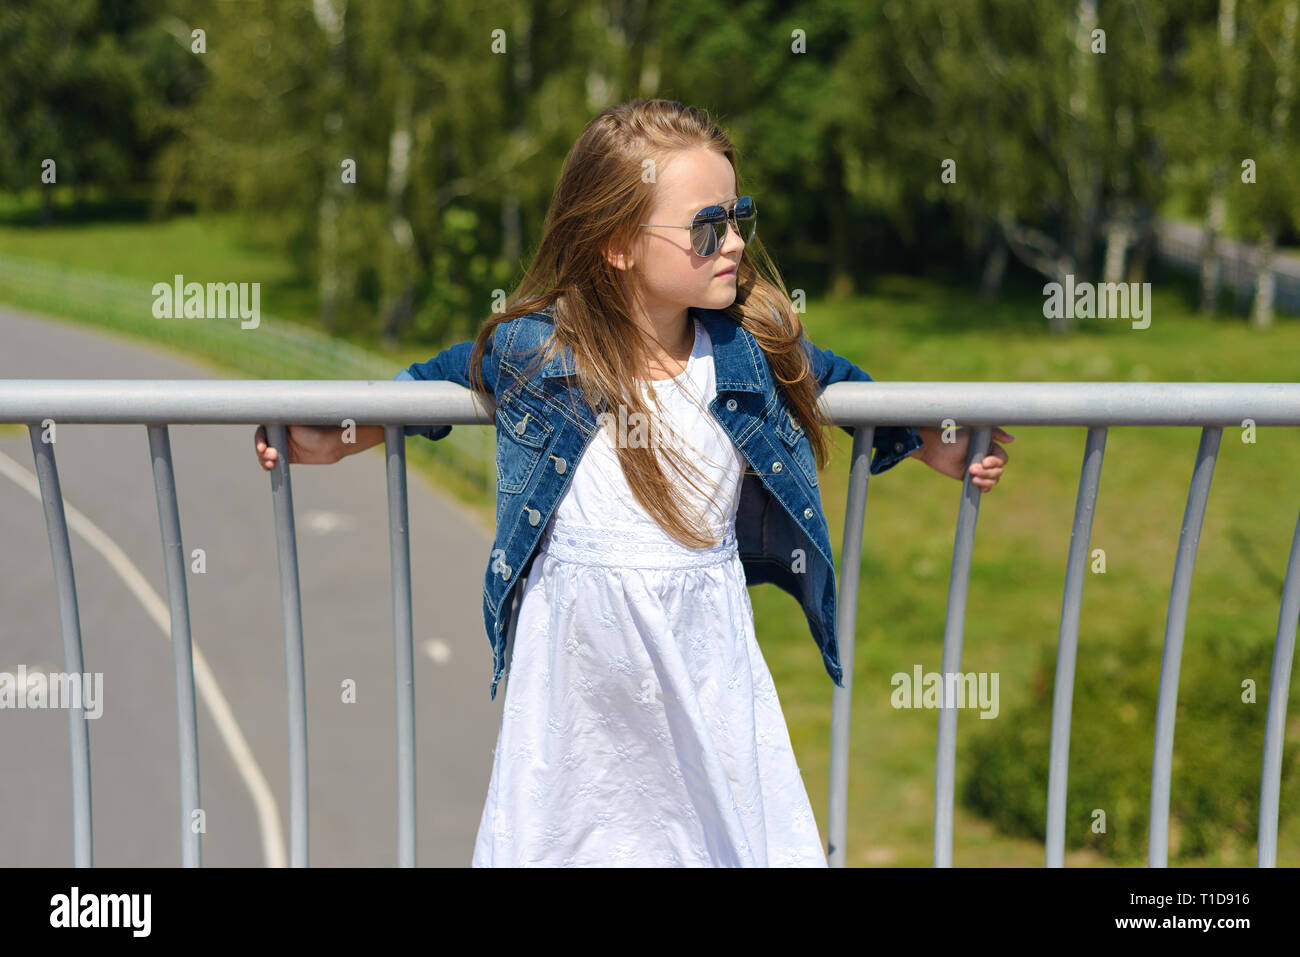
[716,267,737,277]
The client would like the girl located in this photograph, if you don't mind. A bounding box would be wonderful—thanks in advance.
[254,99,1011,866]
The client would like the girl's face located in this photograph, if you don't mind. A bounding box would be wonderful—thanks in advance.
[626,148,746,316]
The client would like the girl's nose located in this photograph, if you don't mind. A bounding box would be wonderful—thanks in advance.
[720,220,746,254]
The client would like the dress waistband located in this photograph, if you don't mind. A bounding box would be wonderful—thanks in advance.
[541,517,738,569]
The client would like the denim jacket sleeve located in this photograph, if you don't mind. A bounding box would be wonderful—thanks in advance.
[392,335,498,439]
[800,334,924,475]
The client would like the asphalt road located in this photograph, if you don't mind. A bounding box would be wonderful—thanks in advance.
[0,307,502,866]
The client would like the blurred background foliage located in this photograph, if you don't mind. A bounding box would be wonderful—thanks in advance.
[3,0,1297,345]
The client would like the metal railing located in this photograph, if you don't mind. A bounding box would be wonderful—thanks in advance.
[1,379,1297,868]
[1155,218,1300,314]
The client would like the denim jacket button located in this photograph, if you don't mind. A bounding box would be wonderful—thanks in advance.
[772,461,782,473]
[527,507,541,526]
[804,507,814,519]
[500,563,511,579]
[726,398,737,411]
[553,456,566,474]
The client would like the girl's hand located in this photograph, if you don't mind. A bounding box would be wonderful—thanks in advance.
[922,426,1014,493]
[254,424,341,470]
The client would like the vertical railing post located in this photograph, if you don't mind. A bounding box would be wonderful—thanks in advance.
[384,425,417,867]
[933,426,992,867]
[827,425,875,867]
[146,425,203,867]
[1149,426,1221,866]
[1257,505,1300,867]
[267,424,309,867]
[1045,427,1107,866]
[27,424,93,867]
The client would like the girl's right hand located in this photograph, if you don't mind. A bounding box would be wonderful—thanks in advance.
[254,424,340,470]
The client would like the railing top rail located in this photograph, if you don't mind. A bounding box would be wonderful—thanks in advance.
[822,381,1300,426]
[0,380,1298,426]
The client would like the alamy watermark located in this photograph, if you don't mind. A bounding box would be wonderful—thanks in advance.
[50,887,150,936]
[0,665,103,719]
[596,402,668,449]
[1042,274,1151,329]
[891,665,999,719]
[152,273,260,329]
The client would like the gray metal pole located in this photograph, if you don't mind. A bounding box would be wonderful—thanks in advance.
[933,426,992,867]
[1258,505,1300,866]
[6,380,1300,428]
[1148,426,1221,866]
[267,424,309,867]
[1045,427,1107,866]
[384,426,417,867]
[146,425,203,867]
[827,426,874,867]
[27,424,93,867]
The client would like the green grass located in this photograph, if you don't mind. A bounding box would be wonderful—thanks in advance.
[3,217,1298,866]
[0,211,319,324]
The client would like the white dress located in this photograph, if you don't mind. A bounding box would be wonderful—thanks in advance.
[471,316,828,867]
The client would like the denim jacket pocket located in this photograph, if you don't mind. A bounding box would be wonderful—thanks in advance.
[773,402,818,488]
[495,394,553,494]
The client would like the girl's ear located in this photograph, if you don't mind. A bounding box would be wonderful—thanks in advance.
[604,225,644,272]
[602,240,634,272]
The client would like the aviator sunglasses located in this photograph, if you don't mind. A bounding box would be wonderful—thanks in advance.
[639,195,757,257]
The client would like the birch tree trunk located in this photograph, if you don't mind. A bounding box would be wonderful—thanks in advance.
[501,2,532,278]
[1103,222,1132,285]
[1251,227,1277,328]
[1251,0,1297,328]
[382,73,416,348]
[980,238,1007,301]
[1200,0,1236,313]
[313,0,348,333]
[1200,190,1226,313]
[1065,0,1102,292]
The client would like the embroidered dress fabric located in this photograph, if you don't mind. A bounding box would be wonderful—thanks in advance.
[472,316,828,867]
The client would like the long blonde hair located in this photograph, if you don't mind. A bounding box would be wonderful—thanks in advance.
[467,98,833,549]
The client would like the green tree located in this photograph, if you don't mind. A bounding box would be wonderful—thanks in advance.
[0,0,199,220]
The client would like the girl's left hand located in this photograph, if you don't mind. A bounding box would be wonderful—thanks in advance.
[921,426,1014,493]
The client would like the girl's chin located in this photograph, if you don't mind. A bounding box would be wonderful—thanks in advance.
[703,285,738,305]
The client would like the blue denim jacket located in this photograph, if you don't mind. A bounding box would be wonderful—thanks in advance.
[395,305,922,700]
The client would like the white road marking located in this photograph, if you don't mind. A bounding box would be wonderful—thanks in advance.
[302,509,356,535]
[0,447,287,867]
[423,638,452,664]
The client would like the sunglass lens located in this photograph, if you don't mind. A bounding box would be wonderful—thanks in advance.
[736,196,756,243]
[691,225,718,256]
[691,206,725,256]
